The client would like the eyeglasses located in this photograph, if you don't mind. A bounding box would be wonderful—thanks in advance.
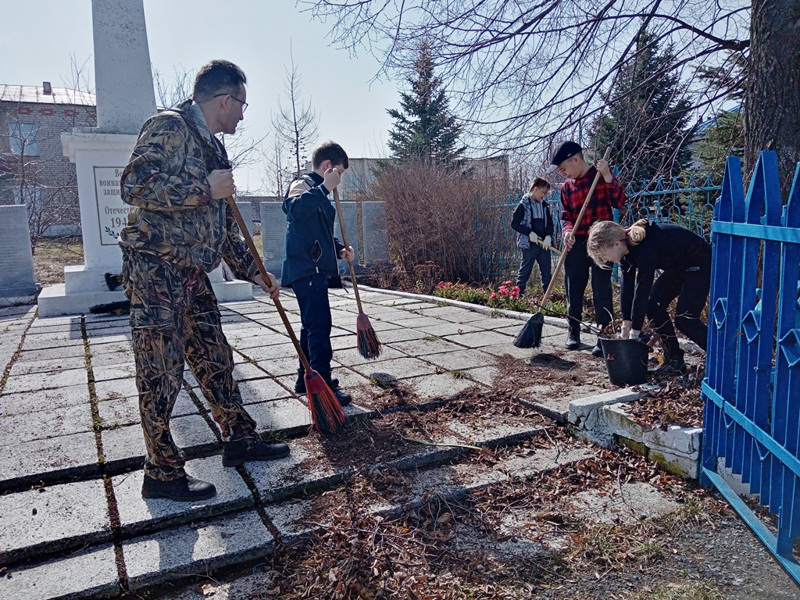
[214,93,248,113]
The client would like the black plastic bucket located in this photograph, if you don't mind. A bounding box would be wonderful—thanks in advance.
[600,338,649,386]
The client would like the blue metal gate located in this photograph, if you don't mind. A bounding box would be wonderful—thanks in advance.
[701,151,800,583]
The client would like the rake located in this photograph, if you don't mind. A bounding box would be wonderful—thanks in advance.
[332,188,382,359]
[225,196,344,433]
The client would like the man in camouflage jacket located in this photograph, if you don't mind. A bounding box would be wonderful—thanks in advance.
[119,60,289,502]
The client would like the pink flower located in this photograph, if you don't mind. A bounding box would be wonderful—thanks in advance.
[502,280,512,285]
[489,293,497,300]
[512,286,520,293]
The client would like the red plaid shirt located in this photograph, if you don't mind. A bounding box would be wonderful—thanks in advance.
[559,166,626,237]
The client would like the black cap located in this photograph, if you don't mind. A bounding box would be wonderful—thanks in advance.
[546,141,582,174]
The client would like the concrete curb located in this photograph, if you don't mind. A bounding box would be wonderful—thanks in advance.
[567,388,702,479]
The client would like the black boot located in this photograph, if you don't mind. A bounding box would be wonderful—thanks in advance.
[591,336,604,358]
[321,374,352,407]
[294,369,306,394]
[222,434,290,467]
[564,326,581,350]
[141,474,216,502]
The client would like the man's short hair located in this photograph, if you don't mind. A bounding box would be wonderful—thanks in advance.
[530,177,551,191]
[312,140,349,170]
[193,60,247,103]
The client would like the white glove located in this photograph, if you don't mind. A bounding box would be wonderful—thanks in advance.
[620,320,632,339]
[542,235,552,250]
[529,232,540,243]
[630,329,641,340]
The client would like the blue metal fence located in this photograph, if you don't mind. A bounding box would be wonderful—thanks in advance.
[476,174,722,282]
[701,151,800,584]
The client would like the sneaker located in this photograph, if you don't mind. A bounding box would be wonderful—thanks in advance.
[564,329,581,351]
[222,435,290,467]
[141,474,216,502]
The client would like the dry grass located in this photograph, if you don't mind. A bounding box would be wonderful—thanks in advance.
[32,238,84,285]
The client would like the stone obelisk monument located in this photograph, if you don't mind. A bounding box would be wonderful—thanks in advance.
[39,0,251,317]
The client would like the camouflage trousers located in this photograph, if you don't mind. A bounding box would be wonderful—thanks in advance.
[122,249,256,481]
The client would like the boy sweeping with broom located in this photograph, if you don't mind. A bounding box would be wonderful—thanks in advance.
[282,141,355,407]
[548,141,626,357]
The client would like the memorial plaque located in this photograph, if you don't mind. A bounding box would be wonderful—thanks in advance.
[0,205,37,297]
[94,166,131,245]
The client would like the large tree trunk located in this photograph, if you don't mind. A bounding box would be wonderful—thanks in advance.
[744,0,800,199]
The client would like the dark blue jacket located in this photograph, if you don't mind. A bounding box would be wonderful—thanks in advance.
[281,171,345,286]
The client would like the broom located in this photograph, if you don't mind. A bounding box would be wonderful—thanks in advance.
[514,147,612,349]
[332,188,382,359]
[224,196,345,433]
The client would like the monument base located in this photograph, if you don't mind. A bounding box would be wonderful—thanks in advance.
[38,265,254,318]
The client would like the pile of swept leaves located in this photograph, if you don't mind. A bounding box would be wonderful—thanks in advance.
[628,364,705,429]
[248,444,725,600]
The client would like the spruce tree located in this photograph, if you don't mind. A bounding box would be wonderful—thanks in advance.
[590,29,693,184]
[387,41,464,166]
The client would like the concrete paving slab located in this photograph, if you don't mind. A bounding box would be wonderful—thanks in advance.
[87,340,134,355]
[333,345,406,366]
[95,376,139,402]
[443,330,512,348]
[113,456,254,535]
[391,337,464,356]
[403,372,477,401]
[422,349,496,371]
[236,378,294,405]
[385,315,444,329]
[0,384,91,414]
[372,327,428,343]
[123,510,274,591]
[84,316,129,330]
[242,397,311,432]
[89,349,136,368]
[85,332,133,346]
[349,356,438,380]
[244,436,340,502]
[7,354,87,376]
[443,416,547,446]
[417,321,482,337]
[0,543,119,600]
[1,431,99,491]
[3,367,88,393]
[92,363,138,382]
[238,341,297,362]
[263,496,337,543]
[20,332,85,351]
[570,481,681,525]
[0,478,110,566]
[461,365,499,387]
[232,361,271,382]
[0,402,94,443]
[25,321,82,336]
[254,356,302,378]
[18,344,88,361]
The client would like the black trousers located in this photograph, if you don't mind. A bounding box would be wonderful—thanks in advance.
[647,265,710,359]
[564,237,613,333]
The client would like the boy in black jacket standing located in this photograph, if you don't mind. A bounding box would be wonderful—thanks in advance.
[282,141,355,406]
[511,177,554,294]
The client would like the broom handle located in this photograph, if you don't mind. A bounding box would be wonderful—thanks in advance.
[225,196,312,373]
[540,147,611,307]
[332,188,364,314]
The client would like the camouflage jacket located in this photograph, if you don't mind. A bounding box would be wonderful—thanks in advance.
[118,100,257,281]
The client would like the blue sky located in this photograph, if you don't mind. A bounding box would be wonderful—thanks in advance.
[1,0,399,193]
